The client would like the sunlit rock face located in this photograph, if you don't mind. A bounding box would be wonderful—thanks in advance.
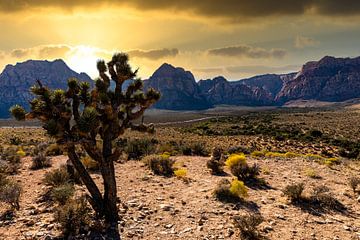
[275,56,360,103]
[0,59,93,118]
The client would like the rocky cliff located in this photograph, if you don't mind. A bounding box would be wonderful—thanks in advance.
[0,59,93,118]
[143,63,212,110]
[275,56,360,103]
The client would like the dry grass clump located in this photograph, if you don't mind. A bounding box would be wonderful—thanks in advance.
[44,165,71,187]
[0,173,22,210]
[54,196,91,238]
[50,183,75,205]
[233,213,264,240]
[30,154,51,170]
[305,168,320,179]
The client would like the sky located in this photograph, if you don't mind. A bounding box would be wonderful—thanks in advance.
[1,1,360,80]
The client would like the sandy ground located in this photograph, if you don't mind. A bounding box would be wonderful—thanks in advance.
[0,155,359,240]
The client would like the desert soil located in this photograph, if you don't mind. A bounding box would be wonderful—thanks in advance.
[0,154,360,240]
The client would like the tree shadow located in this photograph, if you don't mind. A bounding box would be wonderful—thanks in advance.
[244,178,272,190]
[292,197,349,217]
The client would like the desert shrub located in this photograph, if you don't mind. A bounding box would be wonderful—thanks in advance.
[179,144,193,156]
[1,147,21,164]
[31,142,49,156]
[55,197,91,238]
[324,157,340,167]
[225,154,260,181]
[207,147,225,175]
[349,177,360,193]
[251,150,267,158]
[233,213,264,240]
[283,182,304,202]
[191,142,209,156]
[30,154,51,170]
[143,154,175,176]
[227,146,252,155]
[44,166,71,187]
[51,183,75,205]
[0,179,22,210]
[46,144,63,156]
[174,168,187,178]
[81,156,99,171]
[214,179,247,201]
[9,136,21,145]
[16,148,26,157]
[125,138,157,160]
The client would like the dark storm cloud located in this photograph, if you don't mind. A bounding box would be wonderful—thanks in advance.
[1,1,360,18]
[127,48,179,60]
[208,45,287,59]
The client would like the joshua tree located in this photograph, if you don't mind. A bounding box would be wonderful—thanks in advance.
[10,53,160,239]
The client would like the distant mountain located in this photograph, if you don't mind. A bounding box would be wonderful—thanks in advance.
[234,73,297,97]
[0,59,93,118]
[1,56,360,118]
[198,76,274,106]
[143,63,212,110]
[275,56,360,103]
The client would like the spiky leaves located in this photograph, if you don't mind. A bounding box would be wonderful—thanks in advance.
[77,107,99,133]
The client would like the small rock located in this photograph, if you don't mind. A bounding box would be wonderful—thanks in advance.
[159,204,173,211]
[343,225,351,231]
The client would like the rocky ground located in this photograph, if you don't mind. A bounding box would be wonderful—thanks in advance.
[0,153,359,240]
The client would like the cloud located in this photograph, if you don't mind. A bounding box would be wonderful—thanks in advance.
[208,45,287,59]
[11,48,32,58]
[1,1,360,19]
[193,67,224,73]
[294,36,319,49]
[226,65,300,74]
[127,48,179,60]
[38,45,71,58]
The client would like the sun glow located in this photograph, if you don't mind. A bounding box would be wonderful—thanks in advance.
[66,46,110,78]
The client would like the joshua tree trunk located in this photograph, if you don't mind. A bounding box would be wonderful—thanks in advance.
[101,133,120,239]
[67,145,104,215]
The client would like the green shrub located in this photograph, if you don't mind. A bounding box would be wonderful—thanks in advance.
[191,142,209,156]
[305,168,320,179]
[51,184,75,205]
[143,154,175,176]
[125,138,157,160]
[206,147,225,175]
[283,182,304,202]
[233,213,264,240]
[30,154,51,170]
[55,197,91,238]
[0,178,22,210]
[44,166,71,187]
